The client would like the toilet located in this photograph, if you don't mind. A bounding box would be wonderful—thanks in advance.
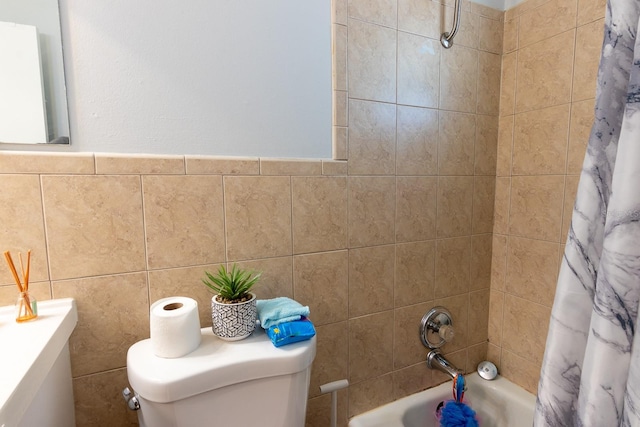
[126,326,316,427]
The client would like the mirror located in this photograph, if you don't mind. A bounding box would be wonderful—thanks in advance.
[1,0,70,145]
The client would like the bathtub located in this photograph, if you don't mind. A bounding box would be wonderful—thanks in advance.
[348,373,536,427]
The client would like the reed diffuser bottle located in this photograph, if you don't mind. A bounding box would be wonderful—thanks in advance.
[4,250,38,322]
[16,291,37,322]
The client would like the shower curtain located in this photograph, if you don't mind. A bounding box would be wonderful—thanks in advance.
[534,0,640,426]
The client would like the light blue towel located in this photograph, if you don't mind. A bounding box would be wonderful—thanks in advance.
[256,297,310,329]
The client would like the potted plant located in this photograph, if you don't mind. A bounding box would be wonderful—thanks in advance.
[202,264,261,341]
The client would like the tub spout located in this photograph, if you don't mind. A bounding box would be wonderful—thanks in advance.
[426,350,463,380]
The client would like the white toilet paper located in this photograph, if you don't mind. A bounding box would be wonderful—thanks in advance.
[150,296,202,358]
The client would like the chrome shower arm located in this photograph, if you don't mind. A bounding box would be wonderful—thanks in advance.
[441,0,462,49]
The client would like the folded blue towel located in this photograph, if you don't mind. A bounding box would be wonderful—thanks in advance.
[266,318,316,347]
[256,297,310,329]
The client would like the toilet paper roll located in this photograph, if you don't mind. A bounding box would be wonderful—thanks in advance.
[150,296,202,358]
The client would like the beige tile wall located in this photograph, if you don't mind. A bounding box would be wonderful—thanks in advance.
[0,146,493,426]
[324,0,503,424]
[0,154,346,425]
[488,0,605,394]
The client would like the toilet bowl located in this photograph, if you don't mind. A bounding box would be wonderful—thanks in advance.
[126,326,316,427]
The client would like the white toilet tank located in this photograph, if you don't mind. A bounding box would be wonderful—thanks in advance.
[127,326,316,427]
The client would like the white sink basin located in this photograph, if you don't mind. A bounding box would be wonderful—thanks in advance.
[0,298,77,427]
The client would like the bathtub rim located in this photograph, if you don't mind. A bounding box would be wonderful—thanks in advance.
[348,372,536,427]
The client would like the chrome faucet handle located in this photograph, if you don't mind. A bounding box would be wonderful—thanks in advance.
[438,324,455,342]
[420,306,454,349]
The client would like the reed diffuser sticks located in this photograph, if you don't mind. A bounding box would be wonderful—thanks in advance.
[4,250,37,322]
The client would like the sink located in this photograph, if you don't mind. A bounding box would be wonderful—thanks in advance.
[0,298,78,427]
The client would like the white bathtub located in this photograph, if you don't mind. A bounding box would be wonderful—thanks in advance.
[348,373,536,427]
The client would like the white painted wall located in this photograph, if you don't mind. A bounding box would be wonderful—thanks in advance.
[5,0,332,158]
[471,0,525,11]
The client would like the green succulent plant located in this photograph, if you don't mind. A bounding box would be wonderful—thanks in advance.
[203,264,261,304]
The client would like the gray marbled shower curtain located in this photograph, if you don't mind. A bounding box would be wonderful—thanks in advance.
[534,0,640,426]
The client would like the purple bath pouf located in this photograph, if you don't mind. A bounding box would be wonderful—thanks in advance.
[439,400,479,427]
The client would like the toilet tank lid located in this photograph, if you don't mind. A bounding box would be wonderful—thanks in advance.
[127,326,316,403]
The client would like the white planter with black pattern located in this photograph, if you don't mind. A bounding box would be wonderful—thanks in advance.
[211,293,257,341]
